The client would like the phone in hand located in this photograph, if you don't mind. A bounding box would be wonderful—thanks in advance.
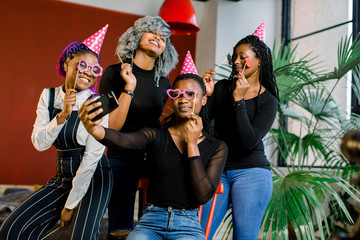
[89,91,119,122]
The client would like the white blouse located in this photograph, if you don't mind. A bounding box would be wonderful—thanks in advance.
[31,86,108,209]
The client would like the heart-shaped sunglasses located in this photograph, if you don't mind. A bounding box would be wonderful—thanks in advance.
[166,89,198,100]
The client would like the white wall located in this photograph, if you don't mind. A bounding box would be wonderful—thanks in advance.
[58,0,281,75]
[58,0,163,16]
[291,0,352,115]
[214,0,282,76]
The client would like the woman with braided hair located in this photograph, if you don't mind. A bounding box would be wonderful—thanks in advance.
[0,26,112,240]
[200,35,279,240]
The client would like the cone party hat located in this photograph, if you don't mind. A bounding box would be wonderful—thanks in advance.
[180,51,198,75]
[252,22,265,42]
[83,24,109,55]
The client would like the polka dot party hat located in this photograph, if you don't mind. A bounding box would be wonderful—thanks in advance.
[180,51,198,75]
[252,22,265,42]
[83,24,109,55]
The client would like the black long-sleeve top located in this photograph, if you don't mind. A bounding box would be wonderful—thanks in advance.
[99,127,228,209]
[207,79,278,170]
[99,62,171,133]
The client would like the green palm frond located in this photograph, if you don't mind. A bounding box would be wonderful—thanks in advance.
[297,34,360,87]
[272,40,321,103]
[217,209,233,240]
[292,87,340,124]
[341,112,360,130]
[341,165,360,182]
[337,34,360,77]
[322,151,349,174]
[269,129,328,168]
[261,171,360,240]
[269,129,300,163]
[278,103,303,121]
[215,64,232,73]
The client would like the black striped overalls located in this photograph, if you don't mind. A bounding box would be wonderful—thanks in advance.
[0,88,113,240]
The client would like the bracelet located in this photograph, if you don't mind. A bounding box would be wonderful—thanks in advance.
[233,98,245,107]
[122,89,134,98]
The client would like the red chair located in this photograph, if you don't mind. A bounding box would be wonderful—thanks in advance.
[198,183,224,240]
[137,178,224,240]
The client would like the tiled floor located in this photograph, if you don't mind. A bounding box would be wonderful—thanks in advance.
[43,221,109,239]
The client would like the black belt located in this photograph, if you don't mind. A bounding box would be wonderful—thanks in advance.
[56,148,85,158]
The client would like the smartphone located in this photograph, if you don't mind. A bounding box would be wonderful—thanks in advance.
[90,91,119,122]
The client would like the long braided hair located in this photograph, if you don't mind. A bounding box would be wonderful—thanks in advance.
[162,73,212,136]
[229,35,279,110]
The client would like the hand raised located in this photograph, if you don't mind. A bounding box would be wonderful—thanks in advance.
[233,72,250,101]
[57,89,76,124]
[120,63,136,91]
[62,89,76,116]
[185,114,203,145]
[202,69,215,97]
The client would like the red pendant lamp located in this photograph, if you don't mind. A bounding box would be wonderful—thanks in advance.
[158,0,200,35]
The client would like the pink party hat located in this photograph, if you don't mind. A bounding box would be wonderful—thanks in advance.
[252,22,265,42]
[83,24,109,55]
[180,51,198,75]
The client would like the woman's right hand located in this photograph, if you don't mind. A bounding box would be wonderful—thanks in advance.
[233,72,250,101]
[186,114,203,145]
[79,99,105,140]
[202,69,215,96]
[120,63,136,91]
[57,89,76,124]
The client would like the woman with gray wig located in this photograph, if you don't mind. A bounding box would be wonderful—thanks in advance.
[99,16,178,239]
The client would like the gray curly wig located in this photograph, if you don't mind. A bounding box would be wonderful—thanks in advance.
[116,16,178,80]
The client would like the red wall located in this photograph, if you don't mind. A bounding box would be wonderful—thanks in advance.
[0,0,196,185]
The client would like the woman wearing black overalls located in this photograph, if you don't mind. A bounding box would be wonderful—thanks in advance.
[0,27,112,240]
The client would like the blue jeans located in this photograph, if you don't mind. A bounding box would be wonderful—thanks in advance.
[200,168,273,240]
[127,205,206,240]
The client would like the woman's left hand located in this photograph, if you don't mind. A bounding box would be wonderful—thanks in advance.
[61,208,75,227]
[120,63,136,91]
[185,114,203,145]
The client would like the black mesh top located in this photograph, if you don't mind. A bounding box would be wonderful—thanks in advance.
[99,127,228,209]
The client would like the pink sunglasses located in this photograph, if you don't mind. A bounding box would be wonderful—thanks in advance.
[77,59,103,77]
[167,89,197,100]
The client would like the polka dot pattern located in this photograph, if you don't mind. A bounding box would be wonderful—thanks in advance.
[83,24,109,55]
[252,22,265,42]
[180,51,198,75]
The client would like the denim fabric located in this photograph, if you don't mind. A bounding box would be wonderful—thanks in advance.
[127,205,206,240]
[200,168,273,240]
